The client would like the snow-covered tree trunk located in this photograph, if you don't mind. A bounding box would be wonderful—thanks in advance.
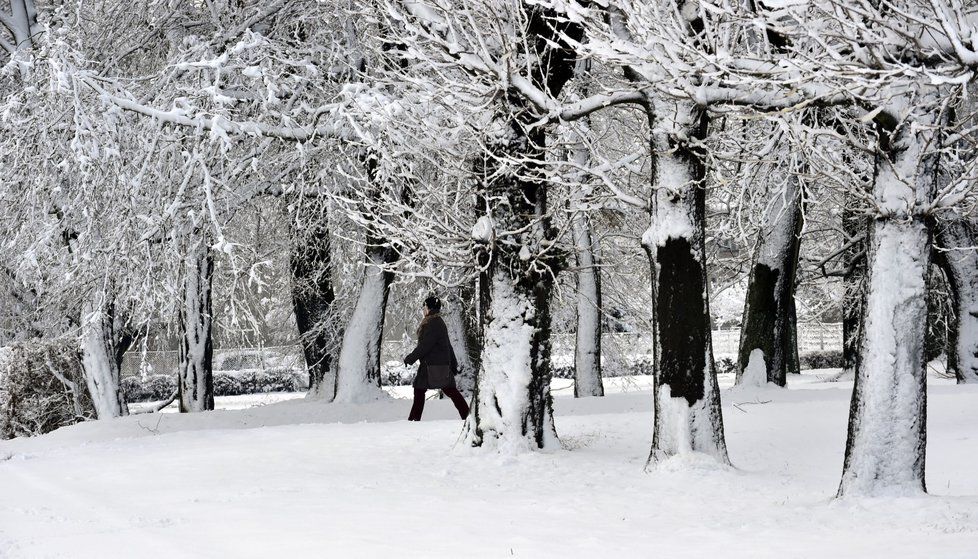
[178,238,215,413]
[934,219,978,384]
[461,3,580,450]
[736,173,803,387]
[444,285,479,396]
[838,112,941,497]
[643,100,728,465]
[567,120,604,398]
[464,266,558,451]
[79,297,132,419]
[463,115,561,451]
[290,207,341,399]
[333,239,396,403]
[572,206,604,397]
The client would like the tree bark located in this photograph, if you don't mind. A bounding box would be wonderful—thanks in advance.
[643,99,728,465]
[838,112,941,497]
[178,237,215,413]
[736,172,803,387]
[290,204,341,399]
[934,218,978,384]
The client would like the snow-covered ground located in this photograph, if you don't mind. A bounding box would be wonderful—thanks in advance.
[2,370,977,558]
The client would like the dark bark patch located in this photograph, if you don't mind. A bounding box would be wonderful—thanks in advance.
[655,237,707,406]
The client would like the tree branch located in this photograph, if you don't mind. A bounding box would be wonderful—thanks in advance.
[94,87,351,142]
[0,10,15,36]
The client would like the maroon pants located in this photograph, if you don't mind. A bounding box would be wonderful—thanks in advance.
[408,386,470,421]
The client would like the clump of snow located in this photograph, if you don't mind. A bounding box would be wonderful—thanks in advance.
[471,215,493,241]
[739,349,768,388]
[642,194,696,249]
[651,373,727,466]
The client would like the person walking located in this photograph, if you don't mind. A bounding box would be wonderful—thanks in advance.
[404,296,470,421]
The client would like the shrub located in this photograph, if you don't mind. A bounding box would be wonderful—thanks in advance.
[122,374,176,403]
[0,340,96,439]
[384,361,416,386]
[550,357,654,379]
[213,372,243,397]
[800,350,843,370]
[121,376,148,402]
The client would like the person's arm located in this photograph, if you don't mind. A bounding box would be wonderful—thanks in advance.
[449,343,459,375]
[404,323,436,365]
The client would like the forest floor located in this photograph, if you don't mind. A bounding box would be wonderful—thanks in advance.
[1,370,977,558]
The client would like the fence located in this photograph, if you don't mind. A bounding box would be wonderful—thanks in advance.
[121,323,842,378]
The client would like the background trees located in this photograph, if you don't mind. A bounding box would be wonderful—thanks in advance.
[1,0,977,500]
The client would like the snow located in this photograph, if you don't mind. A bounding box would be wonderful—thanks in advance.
[2,371,978,558]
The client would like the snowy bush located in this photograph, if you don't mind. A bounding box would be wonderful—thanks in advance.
[0,341,96,440]
[238,369,304,394]
[384,361,415,386]
[122,374,177,402]
[800,350,843,370]
[123,368,306,402]
[552,358,655,379]
[213,372,244,397]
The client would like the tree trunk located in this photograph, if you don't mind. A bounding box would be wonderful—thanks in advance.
[934,219,978,384]
[572,208,604,397]
[464,265,558,450]
[333,240,396,403]
[567,120,604,398]
[178,238,215,413]
[463,117,560,450]
[643,100,728,465]
[841,194,868,377]
[838,113,940,497]
[290,205,341,399]
[443,285,480,397]
[79,297,133,419]
[461,4,581,450]
[736,173,803,387]
[3,0,37,51]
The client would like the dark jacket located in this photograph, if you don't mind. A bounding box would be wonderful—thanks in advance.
[404,314,458,390]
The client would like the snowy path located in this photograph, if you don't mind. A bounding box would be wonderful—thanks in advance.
[2,372,978,558]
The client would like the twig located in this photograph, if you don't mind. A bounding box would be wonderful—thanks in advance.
[136,414,164,434]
